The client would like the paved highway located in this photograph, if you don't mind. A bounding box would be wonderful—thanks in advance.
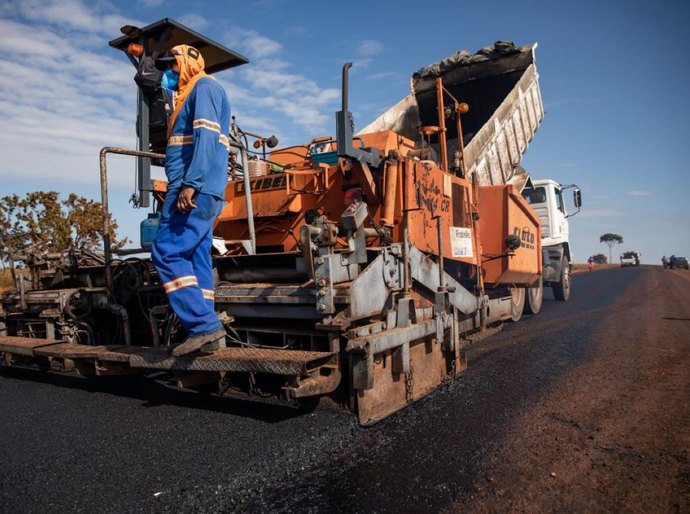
[1,267,689,512]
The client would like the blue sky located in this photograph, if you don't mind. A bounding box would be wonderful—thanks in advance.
[0,0,688,264]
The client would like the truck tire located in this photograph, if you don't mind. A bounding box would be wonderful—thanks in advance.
[510,287,525,322]
[523,276,543,314]
[552,257,570,301]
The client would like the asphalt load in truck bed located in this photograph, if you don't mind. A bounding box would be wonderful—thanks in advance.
[1,266,689,513]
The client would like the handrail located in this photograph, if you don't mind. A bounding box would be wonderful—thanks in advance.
[99,147,165,262]
[99,141,257,262]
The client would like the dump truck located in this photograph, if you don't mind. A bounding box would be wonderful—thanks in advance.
[363,43,582,302]
[0,19,572,425]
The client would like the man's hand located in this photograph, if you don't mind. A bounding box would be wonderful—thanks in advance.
[177,187,197,213]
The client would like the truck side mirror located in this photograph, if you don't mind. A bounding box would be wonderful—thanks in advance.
[573,188,582,208]
[563,185,581,218]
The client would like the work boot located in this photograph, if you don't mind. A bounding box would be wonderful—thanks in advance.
[199,339,220,354]
[171,328,226,357]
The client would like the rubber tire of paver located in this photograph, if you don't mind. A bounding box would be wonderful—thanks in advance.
[523,276,544,314]
[510,287,526,322]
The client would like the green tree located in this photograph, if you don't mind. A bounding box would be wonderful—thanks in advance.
[600,233,623,264]
[0,195,28,264]
[0,191,127,263]
[592,253,607,264]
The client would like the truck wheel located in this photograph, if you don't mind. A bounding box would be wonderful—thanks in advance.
[510,287,525,322]
[523,277,543,314]
[552,257,570,301]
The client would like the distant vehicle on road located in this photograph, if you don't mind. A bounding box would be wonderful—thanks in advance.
[620,251,640,267]
[674,256,689,270]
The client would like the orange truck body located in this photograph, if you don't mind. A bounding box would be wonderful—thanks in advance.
[478,185,542,285]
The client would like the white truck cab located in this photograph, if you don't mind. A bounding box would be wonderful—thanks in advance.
[521,179,581,301]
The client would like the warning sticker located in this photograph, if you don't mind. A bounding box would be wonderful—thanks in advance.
[450,227,473,258]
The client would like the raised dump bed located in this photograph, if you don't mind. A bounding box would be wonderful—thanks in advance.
[359,41,543,186]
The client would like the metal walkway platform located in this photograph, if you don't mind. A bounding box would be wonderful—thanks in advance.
[0,335,63,356]
[130,346,336,375]
[0,335,335,376]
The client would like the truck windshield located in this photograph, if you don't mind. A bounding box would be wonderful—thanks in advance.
[522,187,546,205]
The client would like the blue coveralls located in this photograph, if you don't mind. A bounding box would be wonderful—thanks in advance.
[151,77,231,336]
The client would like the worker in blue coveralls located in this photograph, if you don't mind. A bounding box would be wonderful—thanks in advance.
[152,44,230,356]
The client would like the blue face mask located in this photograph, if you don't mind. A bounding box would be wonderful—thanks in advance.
[161,69,179,90]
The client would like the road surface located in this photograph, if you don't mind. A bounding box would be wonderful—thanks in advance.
[1,266,689,512]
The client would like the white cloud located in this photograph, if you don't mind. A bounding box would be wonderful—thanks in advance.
[357,39,383,57]
[242,67,324,97]
[0,1,344,187]
[223,27,282,59]
[236,65,339,134]
[141,0,164,6]
[0,0,354,245]
[0,15,136,188]
[627,190,652,197]
[256,58,291,71]
[177,13,209,31]
[365,71,399,81]
[350,58,373,71]
[6,0,143,36]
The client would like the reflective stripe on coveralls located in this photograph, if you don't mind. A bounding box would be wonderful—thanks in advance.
[162,275,198,293]
[169,133,229,150]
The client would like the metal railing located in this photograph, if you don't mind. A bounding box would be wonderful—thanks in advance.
[99,147,165,262]
[99,142,257,262]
